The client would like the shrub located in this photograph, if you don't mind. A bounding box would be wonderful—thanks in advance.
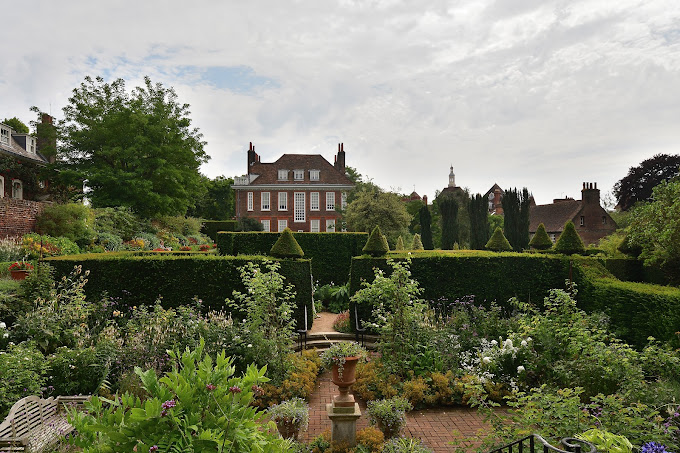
[19,262,55,303]
[395,236,405,251]
[21,233,80,258]
[0,236,23,262]
[554,221,586,255]
[47,346,108,396]
[412,233,424,250]
[382,437,433,453]
[485,227,512,251]
[36,203,96,249]
[529,223,553,250]
[362,226,389,256]
[0,342,48,418]
[332,311,352,333]
[201,220,238,241]
[366,396,413,439]
[271,228,305,258]
[355,427,385,452]
[152,215,203,236]
[94,207,149,240]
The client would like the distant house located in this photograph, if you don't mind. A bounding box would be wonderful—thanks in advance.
[232,143,355,233]
[484,183,504,215]
[0,119,50,200]
[529,182,617,245]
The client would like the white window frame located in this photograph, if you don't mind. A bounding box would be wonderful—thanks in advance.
[341,192,347,209]
[29,137,36,154]
[580,216,585,226]
[261,219,270,232]
[247,192,253,211]
[261,192,270,211]
[294,192,306,222]
[0,127,9,145]
[278,192,287,211]
[0,175,4,198]
[294,169,304,181]
[310,219,320,232]
[309,169,320,181]
[278,169,288,180]
[326,219,336,232]
[12,179,23,200]
[278,219,288,232]
[310,192,320,211]
[326,192,335,211]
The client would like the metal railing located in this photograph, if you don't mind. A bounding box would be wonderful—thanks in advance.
[488,434,597,453]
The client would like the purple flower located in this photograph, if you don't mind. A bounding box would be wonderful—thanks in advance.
[641,442,672,453]
[161,400,176,410]
[206,384,216,391]
[229,386,242,394]
[149,446,159,452]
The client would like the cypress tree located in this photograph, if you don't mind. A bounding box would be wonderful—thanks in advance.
[270,228,304,258]
[439,195,459,250]
[529,223,553,250]
[485,227,513,252]
[395,236,405,250]
[554,221,586,255]
[419,204,434,250]
[501,187,531,251]
[412,233,424,250]
[362,225,390,256]
[469,193,490,250]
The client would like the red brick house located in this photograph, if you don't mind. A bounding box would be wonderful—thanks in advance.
[529,182,617,245]
[232,143,355,232]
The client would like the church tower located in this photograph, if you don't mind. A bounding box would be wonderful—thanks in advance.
[448,165,456,188]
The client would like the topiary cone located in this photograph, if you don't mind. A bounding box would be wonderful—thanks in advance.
[554,221,585,255]
[529,223,553,250]
[412,233,424,250]
[362,226,390,256]
[395,236,405,251]
[270,228,304,258]
[485,227,513,252]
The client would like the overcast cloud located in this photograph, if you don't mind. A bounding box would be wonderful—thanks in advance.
[2,0,680,204]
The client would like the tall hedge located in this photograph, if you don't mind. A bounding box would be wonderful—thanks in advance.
[216,232,368,285]
[201,220,238,241]
[45,253,313,330]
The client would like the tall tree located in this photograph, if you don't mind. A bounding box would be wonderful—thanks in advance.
[438,194,459,249]
[2,117,29,133]
[468,193,490,250]
[419,204,434,250]
[614,154,680,211]
[187,175,234,220]
[55,76,208,218]
[345,190,410,247]
[501,187,531,251]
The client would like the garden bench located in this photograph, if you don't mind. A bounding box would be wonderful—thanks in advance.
[0,395,90,452]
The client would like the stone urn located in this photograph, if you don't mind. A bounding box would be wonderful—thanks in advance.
[331,356,360,407]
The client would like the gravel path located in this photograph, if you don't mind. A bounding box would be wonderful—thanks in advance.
[309,311,340,333]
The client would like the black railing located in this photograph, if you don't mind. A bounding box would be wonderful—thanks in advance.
[354,303,366,346]
[488,435,597,453]
[296,305,308,353]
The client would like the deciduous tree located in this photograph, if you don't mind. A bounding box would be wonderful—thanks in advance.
[614,154,680,211]
[345,191,410,247]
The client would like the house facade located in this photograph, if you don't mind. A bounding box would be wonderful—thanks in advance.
[529,182,617,245]
[232,143,355,232]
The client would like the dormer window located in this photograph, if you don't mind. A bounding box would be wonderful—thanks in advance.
[310,170,320,181]
[29,137,36,154]
[0,127,9,145]
[278,169,288,180]
[294,169,304,181]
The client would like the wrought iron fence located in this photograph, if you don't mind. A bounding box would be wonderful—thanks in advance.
[488,434,597,453]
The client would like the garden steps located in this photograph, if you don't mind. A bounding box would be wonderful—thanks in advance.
[295,331,379,352]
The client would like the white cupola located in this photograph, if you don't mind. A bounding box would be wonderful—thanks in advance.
[448,165,456,188]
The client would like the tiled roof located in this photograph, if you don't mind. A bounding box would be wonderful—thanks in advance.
[248,154,353,186]
[529,200,582,233]
[0,136,49,165]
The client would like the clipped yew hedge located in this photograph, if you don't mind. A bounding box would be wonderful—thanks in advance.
[216,232,369,285]
[201,220,238,241]
[45,253,314,329]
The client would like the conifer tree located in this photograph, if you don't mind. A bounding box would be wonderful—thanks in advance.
[501,187,531,251]
[439,195,459,250]
[412,233,424,250]
[554,221,586,255]
[362,226,390,256]
[270,228,304,258]
[485,227,513,252]
[469,193,490,250]
[395,236,405,250]
[529,223,553,250]
[419,204,434,250]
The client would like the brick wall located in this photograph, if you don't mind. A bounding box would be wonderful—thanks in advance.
[0,198,46,238]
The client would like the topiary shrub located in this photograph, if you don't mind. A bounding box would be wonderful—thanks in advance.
[554,221,586,255]
[529,223,553,250]
[485,227,512,252]
[412,234,424,250]
[270,228,304,258]
[395,236,405,251]
[362,226,390,256]
[381,234,390,252]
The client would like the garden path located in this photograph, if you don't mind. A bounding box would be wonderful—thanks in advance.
[303,311,490,451]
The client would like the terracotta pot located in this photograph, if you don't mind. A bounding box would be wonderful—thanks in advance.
[275,418,301,440]
[10,269,30,281]
[331,356,359,407]
[376,418,402,439]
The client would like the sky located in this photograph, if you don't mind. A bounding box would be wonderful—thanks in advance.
[2,0,680,205]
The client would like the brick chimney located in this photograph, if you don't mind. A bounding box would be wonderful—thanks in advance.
[37,113,57,164]
[247,142,259,170]
[581,182,600,206]
[335,143,346,172]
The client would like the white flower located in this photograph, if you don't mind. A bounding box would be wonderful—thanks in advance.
[526,337,532,342]
[521,340,528,347]
[69,365,76,369]
[504,339,513,349]
[247,344,252,348]
[490,340,498,346]
[517,366,525,373]
[482,356,492,364]
[0,322,6,329]
[2,333,8,338]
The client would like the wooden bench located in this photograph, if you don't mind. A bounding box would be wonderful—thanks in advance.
[0,395,90,452]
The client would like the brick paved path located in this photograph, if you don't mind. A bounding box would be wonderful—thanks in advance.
[303,371,490,452]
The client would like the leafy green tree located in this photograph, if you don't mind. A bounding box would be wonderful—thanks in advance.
[469,194,490,250]
[345,191,410,247]
[35,203,95,248]
[501,187,531,251]
[54,76,208,218]
[614,154,680,211]
[237,216,264,231]
[2,117,29,133]
[187,175,234,220]
[489,214,504,237]
[438,194,459,249]
[486,227,512,251]
[419,204,434,250]
[627,178,680,283]
[529,223,553,250]
[554,221,586,255]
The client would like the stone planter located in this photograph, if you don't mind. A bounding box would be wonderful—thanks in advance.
[331,356,359,407]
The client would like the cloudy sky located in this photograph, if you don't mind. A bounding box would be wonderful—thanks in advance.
[2,0,680,204]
